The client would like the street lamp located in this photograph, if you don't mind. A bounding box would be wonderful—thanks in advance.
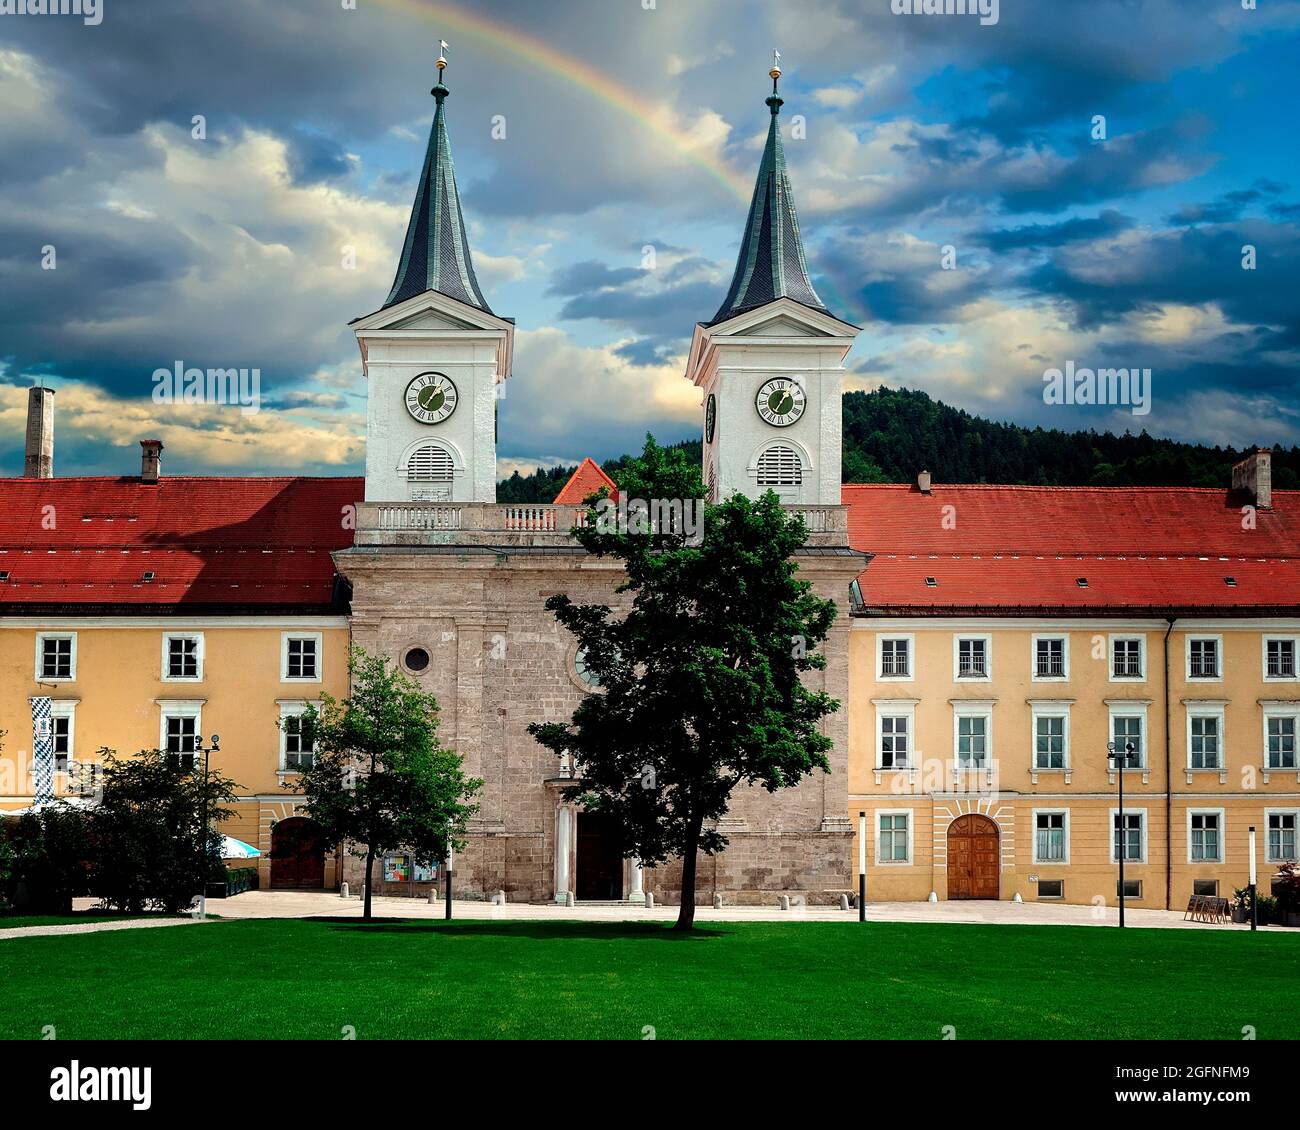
[1107,740,1134,929]
[1248,825,1258,932]
[858,810,867,923]
[195,733,220,921]
[444,836,454,921]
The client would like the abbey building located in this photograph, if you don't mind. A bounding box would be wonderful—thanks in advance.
[1,56,1297,912]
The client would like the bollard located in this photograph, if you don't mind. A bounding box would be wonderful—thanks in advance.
[340,882,349,899]
[713,893,723,910]
[779,895,790,911]
[564,891,575,908]
[428,889,437,905]
[839,894,850,911]
[645,891,655,908]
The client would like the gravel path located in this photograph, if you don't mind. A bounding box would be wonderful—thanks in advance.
[0,917,203,941]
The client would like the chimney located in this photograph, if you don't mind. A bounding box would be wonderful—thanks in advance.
[917,469,932,495]
[23,386,54,478]
[140,439,164,485]
[1232,448,1272,510]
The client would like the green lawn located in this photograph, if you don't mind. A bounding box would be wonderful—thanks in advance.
[0,918,1295,1040]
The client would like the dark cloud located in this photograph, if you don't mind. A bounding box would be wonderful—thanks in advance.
[1168,180,1288,226]
[982,210,1133,252]
[613,340,677,367]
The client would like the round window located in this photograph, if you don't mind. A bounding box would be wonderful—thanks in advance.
[403,647,430,673]
[574,647,603,689]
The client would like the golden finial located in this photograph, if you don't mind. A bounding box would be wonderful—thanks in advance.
[770,48,782,81]
[437,39,449,73]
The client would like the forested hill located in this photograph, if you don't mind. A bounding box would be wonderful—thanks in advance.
[497,388,1300,503]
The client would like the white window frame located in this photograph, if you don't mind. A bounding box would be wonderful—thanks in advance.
[1029,701,1072,774]
[278,700,318,774]
[49,700,77,774]
[1263,704,1300,774]
[1109,634,1146,682]
[1031,807,1071,865]
[1187,808,1226,864]
[875,633,915,682]
[874,809,913,865]
[1107,702,1149,771]
[1264,808,1299,863]
[952,702,994,771]
[1185,634,1223,682]
[1263,635,1300,682]
[1185,703,1226,774]
[953,634,992,682]
[157,699,203,764]
[1030,634,1069,682]
[281,632,323,683]
[1109,806,1148,864]
[874,701,917,771]
[35,632,77,682]
[161,632,205,682]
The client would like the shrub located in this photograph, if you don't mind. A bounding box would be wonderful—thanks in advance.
[84,748,238,914]
[0,807,90,914]
[1272,862,1300,916]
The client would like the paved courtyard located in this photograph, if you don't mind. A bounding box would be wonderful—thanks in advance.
[0,890,1274,939]
[187,890,1248,930]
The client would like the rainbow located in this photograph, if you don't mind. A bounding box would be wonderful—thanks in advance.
[374,0,750,202]
[372,0,864,321]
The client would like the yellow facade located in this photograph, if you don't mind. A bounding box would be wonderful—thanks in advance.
[849,619,1300,909]
[0,617,350,886]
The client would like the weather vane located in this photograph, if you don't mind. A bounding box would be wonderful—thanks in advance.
[438,40,449,72]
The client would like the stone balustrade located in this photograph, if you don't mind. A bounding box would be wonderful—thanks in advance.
[353,500,849,549]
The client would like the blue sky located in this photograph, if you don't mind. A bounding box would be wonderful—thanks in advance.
[1,0,1298,479]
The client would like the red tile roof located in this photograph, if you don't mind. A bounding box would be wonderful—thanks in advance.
[842,483,1300,614]
[554,457,619,505]
[0,476,362,611]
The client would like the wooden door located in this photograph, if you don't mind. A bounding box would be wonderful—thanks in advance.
[270,817,325,889]
[947,814,999,900]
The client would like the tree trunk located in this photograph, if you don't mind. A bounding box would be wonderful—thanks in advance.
[363,847,375,922]
[673,815,704,931]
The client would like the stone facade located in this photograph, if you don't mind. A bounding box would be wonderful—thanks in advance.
[334,525,861,905]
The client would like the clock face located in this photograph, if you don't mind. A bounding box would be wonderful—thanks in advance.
[705,394,717,444]
[755,378,806,427]
[405,372,458,425]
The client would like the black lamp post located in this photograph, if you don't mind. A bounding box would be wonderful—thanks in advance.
[195,733,220,921]
[444,833,454,921]
[1248,825,1258,932]
[1107,740,1134,928]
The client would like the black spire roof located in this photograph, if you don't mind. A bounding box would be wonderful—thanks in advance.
[709,65,829,326]
[383,63,492,314]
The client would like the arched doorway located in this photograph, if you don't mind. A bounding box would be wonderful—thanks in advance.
[270,816,326,889]
[947,814,1000,900]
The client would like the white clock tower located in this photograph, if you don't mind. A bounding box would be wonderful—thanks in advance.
[685,60,859,507]
[352,51,513,504]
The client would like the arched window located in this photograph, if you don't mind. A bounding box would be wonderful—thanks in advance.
[406,444,455,501]
[756,444,803,487]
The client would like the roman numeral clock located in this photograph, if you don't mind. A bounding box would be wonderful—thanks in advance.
[755,377,806,427]
[405,372,458,425]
